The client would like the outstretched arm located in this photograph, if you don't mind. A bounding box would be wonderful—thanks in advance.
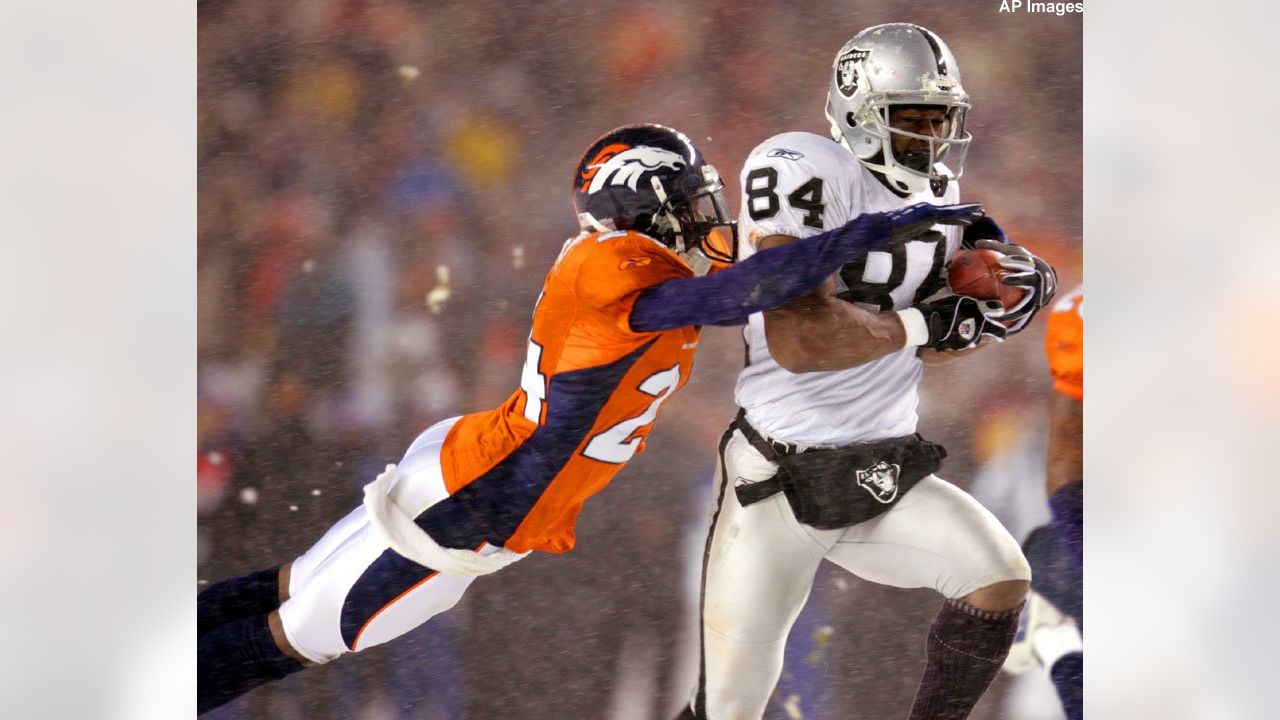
[630,203,982,333]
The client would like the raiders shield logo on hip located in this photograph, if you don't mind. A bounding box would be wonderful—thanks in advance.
[855,460,901,503]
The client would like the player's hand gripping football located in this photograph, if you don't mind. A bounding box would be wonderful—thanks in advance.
[884,202,984,242]
[959,214,1058,333]
[972,240,1057,333]
[917,293,1008,351]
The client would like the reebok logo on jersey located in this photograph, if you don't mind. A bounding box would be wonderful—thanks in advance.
[681,342,698,350]
[855,461,901,503]
[618,256,652,270]
[767,148,805,161]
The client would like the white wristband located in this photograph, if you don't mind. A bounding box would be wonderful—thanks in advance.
[896,308,930,348]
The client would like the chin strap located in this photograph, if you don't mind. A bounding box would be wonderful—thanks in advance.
[578,212,611,233]
[650,175,687,252]
[648,175,714,276]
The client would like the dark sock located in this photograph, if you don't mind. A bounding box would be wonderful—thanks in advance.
[1047,483,1083,567]
[198,566,283,637]
[1022,526,1083,627]
[908,598,1022,720]
[1049,651,1083,720]
[198,613,304,715]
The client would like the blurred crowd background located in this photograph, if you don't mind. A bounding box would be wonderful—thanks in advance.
[198,1,1080,718]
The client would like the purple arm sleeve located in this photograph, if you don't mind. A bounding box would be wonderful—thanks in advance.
[629,213,892,332]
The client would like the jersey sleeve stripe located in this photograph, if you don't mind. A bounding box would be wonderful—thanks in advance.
[348,567,440,652]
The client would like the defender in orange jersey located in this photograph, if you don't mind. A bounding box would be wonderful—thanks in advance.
[1005,285,1084,719]
[1045,287,1083,403]
[196,124,985,714]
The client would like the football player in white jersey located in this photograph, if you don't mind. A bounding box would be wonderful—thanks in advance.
[677,24,1058,720]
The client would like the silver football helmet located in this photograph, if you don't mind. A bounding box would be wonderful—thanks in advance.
[825,23,971,196]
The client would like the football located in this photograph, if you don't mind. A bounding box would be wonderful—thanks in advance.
[947,249,1025,308]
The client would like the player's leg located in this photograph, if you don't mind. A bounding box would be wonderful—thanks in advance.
[826,475,1030,720]
[1020,522,1083,720]
[199,418,503,715]
[1048,481,1083,567]
[198,440,394,642]
[198,500,376,713]
[1021,524,1082,626]
[684,428,833,720]
[198,606,307,715]
[198,502,491,715]
[1048,651,1083,720]
[197,565,286,637]
[280,416,502,658]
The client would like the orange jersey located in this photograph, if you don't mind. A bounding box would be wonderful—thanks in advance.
[1045,286,1083,401]
[439,230,699,554]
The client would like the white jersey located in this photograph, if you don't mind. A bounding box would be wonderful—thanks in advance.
[734,132,961,445]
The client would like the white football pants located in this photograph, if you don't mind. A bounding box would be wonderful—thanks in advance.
[277,417,518,664]
[694,426,1030,720]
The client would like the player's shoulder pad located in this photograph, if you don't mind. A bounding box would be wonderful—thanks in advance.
[570,229,691,305]
[557,228,665,265]
[573,229,680,263]
[742,131,860,183]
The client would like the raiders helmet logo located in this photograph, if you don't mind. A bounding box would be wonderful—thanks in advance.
[583,145,686,193]
[836,48,870,98]
[855,460,900,503]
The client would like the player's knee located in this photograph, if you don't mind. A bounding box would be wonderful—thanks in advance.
[268,610,322,667]
[704,614,786,648]
[962,578,1029,612]
[278,563,292,603]
[1003,541,1033,583]
[941,529,1031,607]
[947,510,1032,602]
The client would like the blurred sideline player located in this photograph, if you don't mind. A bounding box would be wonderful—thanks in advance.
[196,123,985,715]
[1004,286,1083,719]
[677,25,1057,720]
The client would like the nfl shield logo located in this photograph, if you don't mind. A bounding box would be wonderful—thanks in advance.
[958,318,976,340]
[855,461,901,503]
[836,48,870,98]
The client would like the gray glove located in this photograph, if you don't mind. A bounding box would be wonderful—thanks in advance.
[973,239,1058,334]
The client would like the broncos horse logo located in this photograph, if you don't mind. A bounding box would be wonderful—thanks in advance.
[582,145,686,194]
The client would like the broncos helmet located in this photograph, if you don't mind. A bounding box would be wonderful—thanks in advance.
[825,23,971,196]
[573,124,736,275]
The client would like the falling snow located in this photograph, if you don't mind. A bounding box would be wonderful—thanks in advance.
[426,265,451,314]
[197,3,1083,718]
